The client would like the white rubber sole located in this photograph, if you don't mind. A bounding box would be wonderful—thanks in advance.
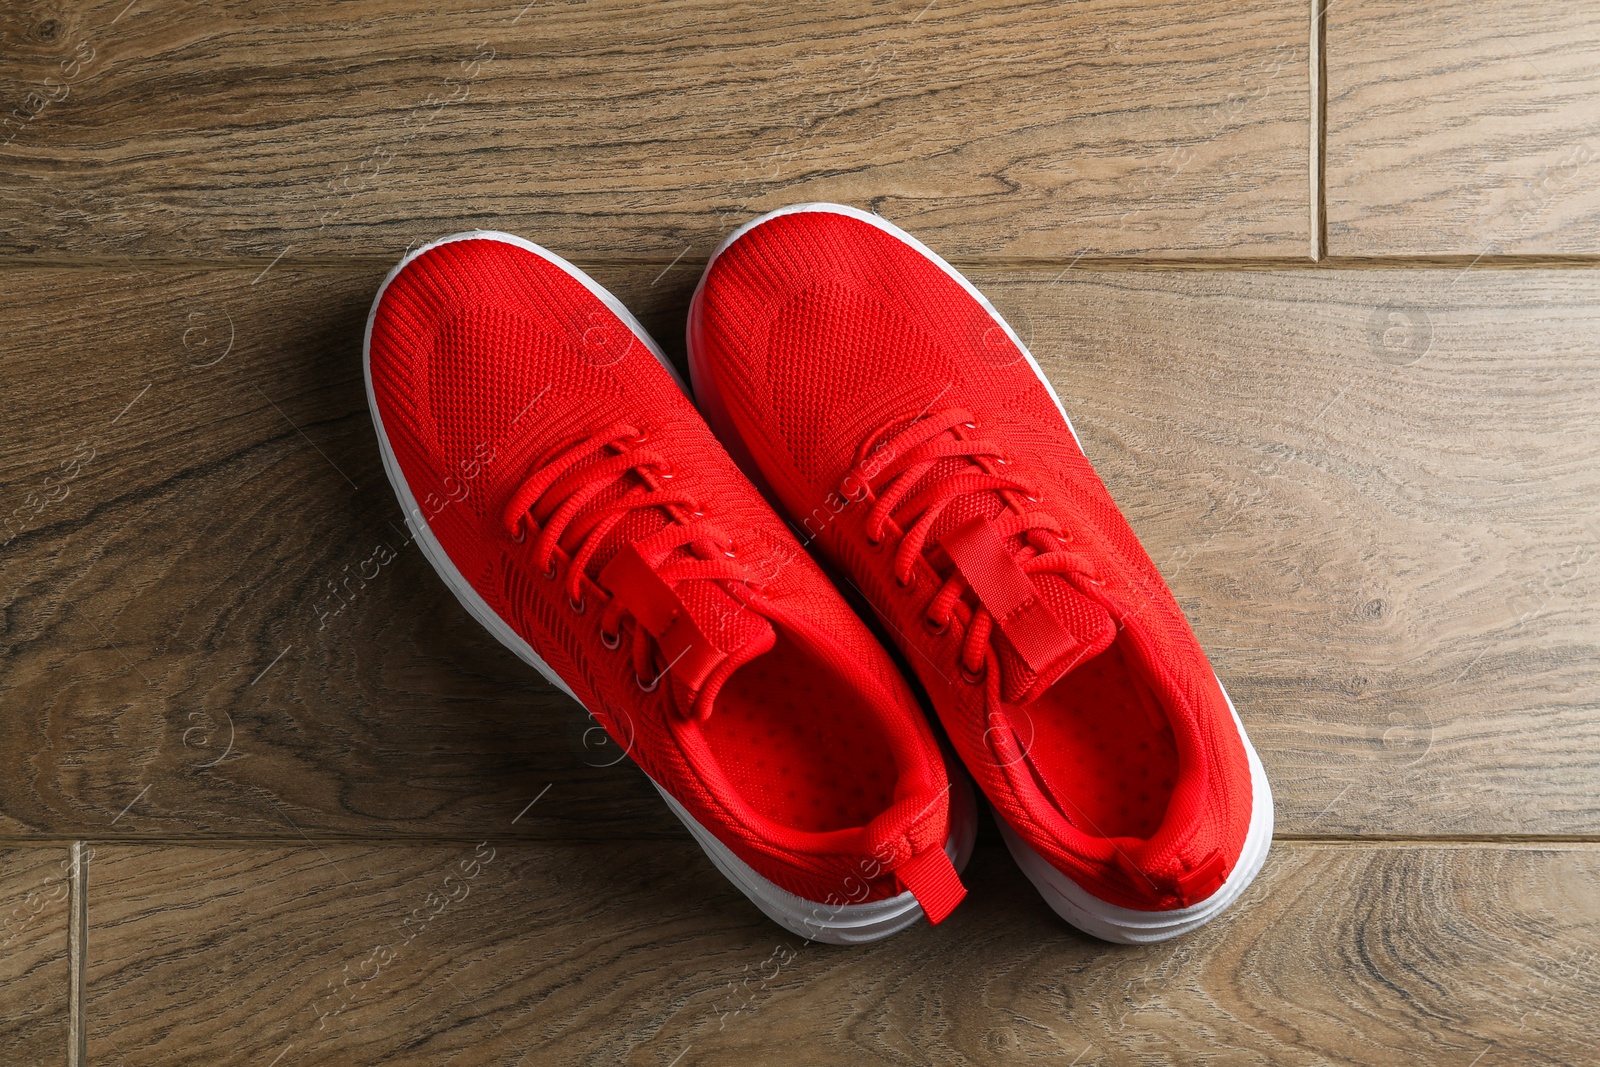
[363,229,972,943]
[686,203,1275,943]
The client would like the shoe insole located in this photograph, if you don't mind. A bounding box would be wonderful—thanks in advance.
[1023,637,1179,841]
[703,632,898,834]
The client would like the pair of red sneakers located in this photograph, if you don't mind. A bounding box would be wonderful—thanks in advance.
[364,205,1272,944]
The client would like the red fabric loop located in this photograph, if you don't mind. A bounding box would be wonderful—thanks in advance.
[599,542,727,696]
[895,843,966,924]
[941,514,1081,674]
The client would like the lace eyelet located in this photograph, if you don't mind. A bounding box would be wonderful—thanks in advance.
[600,629,620,650]
[568,595,586,615]
[924,615,948,636]
[542,563,558,581]
[636,672,660,693]
[895,572,914,589]
[509,527,526,544]
[960,663,986,685]
[627,428,649,444]
[723,543,737,559]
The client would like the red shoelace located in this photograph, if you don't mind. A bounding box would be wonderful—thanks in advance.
[501,421,752,705]
[842,408,1099,681]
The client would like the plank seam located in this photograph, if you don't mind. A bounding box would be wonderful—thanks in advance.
[4,834,1600,848]
[67,840,88,1067]
[6,255,1600,273]
[1310,0,1328,260]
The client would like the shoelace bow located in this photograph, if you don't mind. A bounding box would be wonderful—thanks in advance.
[844,407,1099,680]
[501,421,751,696]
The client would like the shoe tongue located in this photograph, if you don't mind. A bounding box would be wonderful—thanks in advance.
[993,570,1116,704]
[560,457,674,578]
[573,462,775,717]
[669,598,776,720]
[670,570,775,666]
[913,456,1116,704]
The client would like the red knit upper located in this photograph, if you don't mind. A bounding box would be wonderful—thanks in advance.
[690,207,1254,911]
[366,234,962,917]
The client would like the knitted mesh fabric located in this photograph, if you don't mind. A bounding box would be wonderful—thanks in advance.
[369,236,954,906]
[694,209,1253,911]
[767,279,1113,700]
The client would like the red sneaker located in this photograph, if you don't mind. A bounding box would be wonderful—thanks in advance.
[365,231,973,942]
[688,205,1272,943]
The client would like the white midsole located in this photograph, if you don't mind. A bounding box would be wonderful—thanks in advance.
[362,230,970,941]
[686,203,1275,942]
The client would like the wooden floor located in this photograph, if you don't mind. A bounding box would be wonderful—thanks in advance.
[3,1,1598,1063]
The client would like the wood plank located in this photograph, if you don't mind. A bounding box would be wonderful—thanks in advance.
[83,839,1600,1065]
[0,847,73,1063]
[0,0,1309,261]
[3,263,1597,838]
[1326,0,1600,255]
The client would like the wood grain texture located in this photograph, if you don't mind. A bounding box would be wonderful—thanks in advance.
[0,848,72,1063]
[0,0,1309,261]
[1326,0,1600,255]
[82,839,1600,1065]
[0,1,1592,1061]
[3,263,1600,839]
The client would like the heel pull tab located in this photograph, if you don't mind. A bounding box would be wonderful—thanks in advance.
[897,846,966,924]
